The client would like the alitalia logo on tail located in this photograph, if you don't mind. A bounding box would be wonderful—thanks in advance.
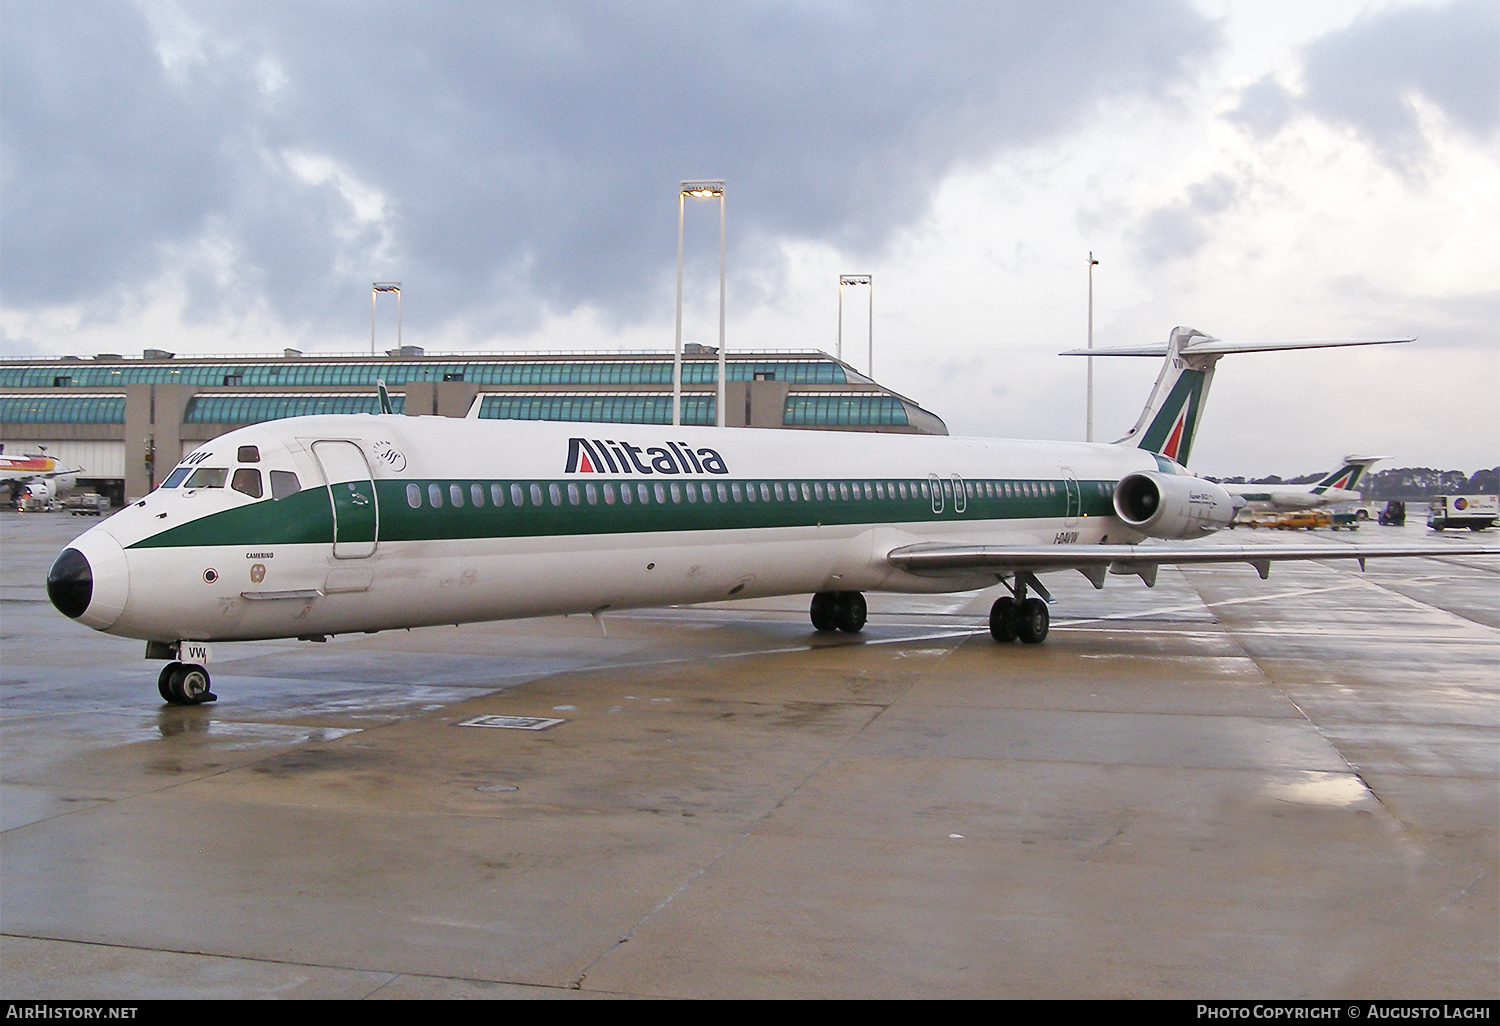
[566,437,729,475]
[1317,470,1357,493]
[1138,370,1206,466]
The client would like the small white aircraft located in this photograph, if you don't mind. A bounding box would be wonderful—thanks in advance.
[1222,456,1386,512]
[47,327,1495,704]
[1,451,80,506]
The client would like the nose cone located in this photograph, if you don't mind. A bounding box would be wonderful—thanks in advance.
[46,528,129,631]
[47,548,92,618]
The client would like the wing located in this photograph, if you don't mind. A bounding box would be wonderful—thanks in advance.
[886,541,1497,589]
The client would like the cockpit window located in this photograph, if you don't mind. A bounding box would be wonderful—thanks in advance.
[231,468,263,499]
[184,468,228,489]
[237,445,260,463]
[269,470,301,500]
[161,467,192,488]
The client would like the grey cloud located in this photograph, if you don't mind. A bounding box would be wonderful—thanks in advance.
[1301,0,1499,160]
[1227,0,1500,167]
[1127,172,1240,265]
[2,1,1218,340]
[1226,74,1294,139]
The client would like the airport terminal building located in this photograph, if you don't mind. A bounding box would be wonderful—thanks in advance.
[1,347,947,504]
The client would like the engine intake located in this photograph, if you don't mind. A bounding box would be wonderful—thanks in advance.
[1114,471,1240,539]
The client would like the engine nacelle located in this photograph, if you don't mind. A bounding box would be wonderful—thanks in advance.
[1113,471,1240,539]
[24,479,58,501]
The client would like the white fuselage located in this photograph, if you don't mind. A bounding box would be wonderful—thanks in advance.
[1222,483,1358,512]
[59,415,1160,644]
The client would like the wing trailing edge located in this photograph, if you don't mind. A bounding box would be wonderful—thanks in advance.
[886,541,1496,587]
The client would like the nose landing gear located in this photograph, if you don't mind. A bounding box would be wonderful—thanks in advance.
[156,662,216,705]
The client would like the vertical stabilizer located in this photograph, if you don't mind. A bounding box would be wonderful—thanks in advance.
[1311,455,1386,494]
[1114,327,1220,467]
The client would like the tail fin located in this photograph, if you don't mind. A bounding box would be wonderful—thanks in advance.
[1062,329,1413,468]
[1311,455,1387,494]
[376,379,394,415]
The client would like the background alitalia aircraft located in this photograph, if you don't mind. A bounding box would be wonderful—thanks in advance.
[1222,455,1386,512]
[47,327,1495,705]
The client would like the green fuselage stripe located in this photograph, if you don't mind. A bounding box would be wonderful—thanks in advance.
[128,476,1120,549]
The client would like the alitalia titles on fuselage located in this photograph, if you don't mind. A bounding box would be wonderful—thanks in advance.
[566,436,729,476]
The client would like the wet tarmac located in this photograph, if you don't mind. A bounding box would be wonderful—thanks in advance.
[2,511,1496,999]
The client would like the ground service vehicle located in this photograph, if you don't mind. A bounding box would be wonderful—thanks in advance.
[1428,495,1498,531]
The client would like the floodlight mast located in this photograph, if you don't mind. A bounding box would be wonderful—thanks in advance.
[1086,253,1098,442]
[838,274,873,376]
[372,282,402,356]
[674,180,726,427]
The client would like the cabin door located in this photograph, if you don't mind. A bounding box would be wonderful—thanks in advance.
[312,440,379,558]
[1061,467,1081,526]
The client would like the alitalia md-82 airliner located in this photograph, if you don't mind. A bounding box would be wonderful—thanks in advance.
[1222,455,1386,513]
[47,327,1495,704]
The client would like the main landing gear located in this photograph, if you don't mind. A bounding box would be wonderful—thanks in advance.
[157,662,216,705]
[989,573,1050,645]
[810,591,867,634]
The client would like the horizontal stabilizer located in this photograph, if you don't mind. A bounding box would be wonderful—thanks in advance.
[1060,337,1415,357]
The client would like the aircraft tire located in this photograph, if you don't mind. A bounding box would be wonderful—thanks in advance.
[167,664,214,705]
[1015,598,1049,645]
[810,592,839,632]
[158,662,179,702]
[989,597,1017,642]
[835,592,867,633]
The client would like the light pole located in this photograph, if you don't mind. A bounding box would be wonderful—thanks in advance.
[372,282,401,356]
[674,180,726,427]
[1086,253,1098,442]
[838,274,873,376]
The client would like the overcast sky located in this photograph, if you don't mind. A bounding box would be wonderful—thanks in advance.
[3,0,1496,477]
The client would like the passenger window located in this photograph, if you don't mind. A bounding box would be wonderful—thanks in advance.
[513,484,525,506]
[428,484,443,508]
[670,483,682,504]
[270,471,301,500]
[406,483,422,508]
[162,467,192,488]
[731,483,742,502]
[237,445,260,463]
[549,483,562,506]
[684,483,696,503]
[530,484,543,506]
[450,484,464,507]
[491,484,505,506]
[602,484,614,505]
[231,468,263,498]
[619,484,632,505]
[471,484,485,507]
[567,483,580,505]
[184,468,227,489]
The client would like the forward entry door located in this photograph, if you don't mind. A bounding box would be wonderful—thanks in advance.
[1061,467,1081,525]
[312,440,378,558]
